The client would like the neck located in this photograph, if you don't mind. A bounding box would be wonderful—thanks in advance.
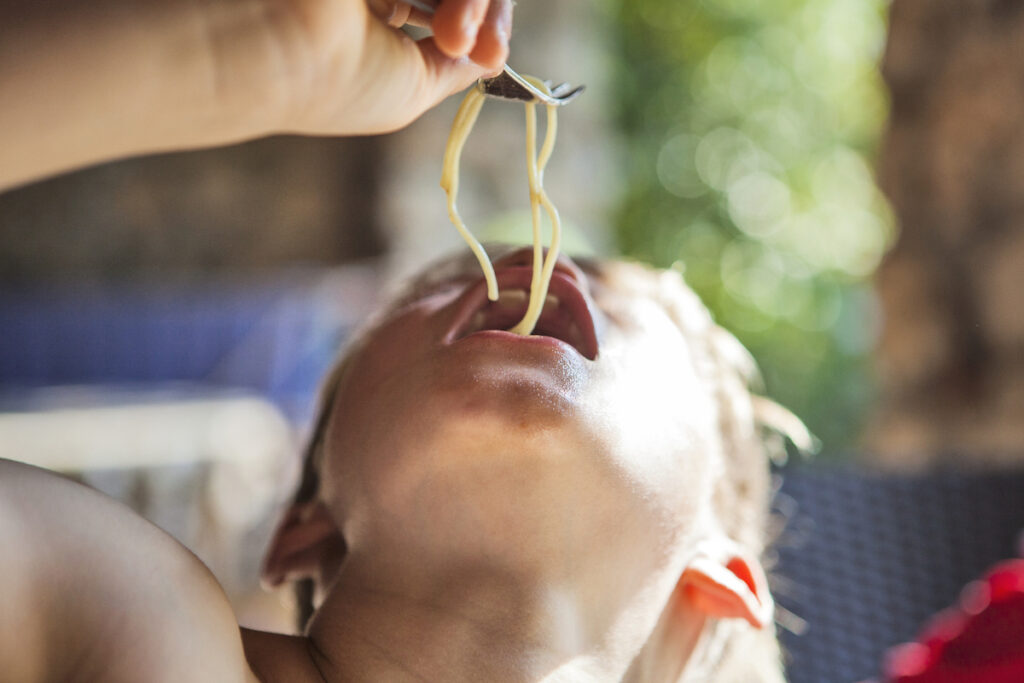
[244,550,711,683]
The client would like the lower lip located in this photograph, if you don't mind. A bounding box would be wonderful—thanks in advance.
[454,329,579,356]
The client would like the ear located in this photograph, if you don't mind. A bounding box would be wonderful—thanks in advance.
[679,541,774,629]
[261,501,346,589]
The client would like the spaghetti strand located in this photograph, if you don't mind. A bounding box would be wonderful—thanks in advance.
[441,79,564,335]
[441,87,498,301]
[509,80,561,336]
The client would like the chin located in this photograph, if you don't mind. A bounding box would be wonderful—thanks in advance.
[426,354,588,432]
[373,379,590,477]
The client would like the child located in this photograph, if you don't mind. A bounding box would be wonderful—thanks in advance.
[0,245,789,682]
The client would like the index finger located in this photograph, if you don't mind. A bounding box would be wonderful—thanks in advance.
[432,0,489,59]
[468,0,510,72]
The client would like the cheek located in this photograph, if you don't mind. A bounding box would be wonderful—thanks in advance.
[583,316,721,521]
[317,312,441,498]
[342,319,431,414]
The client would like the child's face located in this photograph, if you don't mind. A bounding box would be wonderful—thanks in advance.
[317,248,723,577]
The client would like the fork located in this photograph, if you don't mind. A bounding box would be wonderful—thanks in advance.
[401,0,585,106]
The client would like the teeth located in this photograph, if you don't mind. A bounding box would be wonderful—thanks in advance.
[567,321,583,349]
[468,311,485,333]
[542,294,560,313]
[497,289,528,308]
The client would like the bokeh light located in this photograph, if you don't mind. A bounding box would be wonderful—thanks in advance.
[607,0,893,450]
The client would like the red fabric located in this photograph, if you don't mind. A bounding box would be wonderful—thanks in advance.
[884,559,1024,683]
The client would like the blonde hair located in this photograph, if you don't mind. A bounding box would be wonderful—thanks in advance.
[291,252,794,681]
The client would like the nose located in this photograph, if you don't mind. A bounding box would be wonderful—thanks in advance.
[492,246,587,286]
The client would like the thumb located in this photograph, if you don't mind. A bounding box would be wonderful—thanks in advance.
[304,11,491,136]
[354,23,490,133]
[412,37,492,109]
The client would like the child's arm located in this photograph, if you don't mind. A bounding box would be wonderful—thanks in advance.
[0,0,511,190]
[0,458,256,683]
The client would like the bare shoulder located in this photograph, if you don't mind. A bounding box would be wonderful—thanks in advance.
[0,458,260,683]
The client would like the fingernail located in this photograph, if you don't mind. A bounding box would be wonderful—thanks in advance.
[494,20,508,45]
[460,13,476,41]
[462,2,489,39]
[497,3,513,48]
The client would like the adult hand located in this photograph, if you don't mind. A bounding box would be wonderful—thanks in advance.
[0,0,513,190]
[265,0,513,135]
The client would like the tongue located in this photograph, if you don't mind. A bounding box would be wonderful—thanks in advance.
[487,301,581,350]
[479,304,528,332]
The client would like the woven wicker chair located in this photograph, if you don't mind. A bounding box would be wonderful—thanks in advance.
[776,465,1024,683]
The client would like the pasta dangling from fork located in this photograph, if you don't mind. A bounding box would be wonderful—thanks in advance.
[440,79,562,336]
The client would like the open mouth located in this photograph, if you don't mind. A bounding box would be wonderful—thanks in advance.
[447,267,599,360]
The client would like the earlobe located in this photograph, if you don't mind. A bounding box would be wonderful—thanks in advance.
[679,543,774,629]
[261,501,345,589]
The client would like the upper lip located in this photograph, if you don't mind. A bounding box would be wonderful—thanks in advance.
[445,266,600,360]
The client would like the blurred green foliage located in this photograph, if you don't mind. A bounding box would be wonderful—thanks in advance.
[605,0,894,452]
